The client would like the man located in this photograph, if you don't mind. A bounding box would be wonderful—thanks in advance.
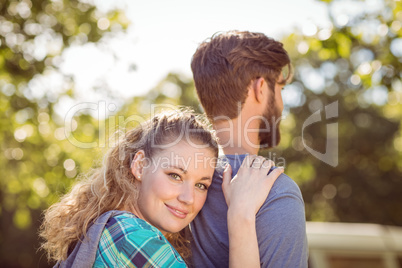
[190,31,308,267]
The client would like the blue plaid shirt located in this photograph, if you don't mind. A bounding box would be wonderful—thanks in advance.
[93,212,186,268]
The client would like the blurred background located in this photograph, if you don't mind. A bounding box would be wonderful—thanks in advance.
[0,0,401,267]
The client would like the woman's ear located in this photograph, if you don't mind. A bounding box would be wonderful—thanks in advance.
[131,150,145,181]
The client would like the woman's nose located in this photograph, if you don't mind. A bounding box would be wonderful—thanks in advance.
[178,184,194,205]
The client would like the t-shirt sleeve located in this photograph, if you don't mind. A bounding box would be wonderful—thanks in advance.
[256,174,309,268]
[118,229,187,268]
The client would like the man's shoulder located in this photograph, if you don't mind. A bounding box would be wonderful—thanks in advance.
[270,173,304,201]
[257,172,306,223]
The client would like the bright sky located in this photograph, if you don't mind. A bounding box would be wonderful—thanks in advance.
[60,0,330,105]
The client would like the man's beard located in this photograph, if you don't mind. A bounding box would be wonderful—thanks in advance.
[259,102,282,149]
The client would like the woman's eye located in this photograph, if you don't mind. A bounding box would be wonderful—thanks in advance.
[195,183,208,191]
[169,173,181,181]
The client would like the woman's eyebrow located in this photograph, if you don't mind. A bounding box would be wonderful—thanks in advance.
[166,165,187,174]
[200,177,212,182]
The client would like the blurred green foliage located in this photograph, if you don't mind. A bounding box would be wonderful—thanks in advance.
[0,0,128,267]
[0,0,401,267]
[275,0,402,225]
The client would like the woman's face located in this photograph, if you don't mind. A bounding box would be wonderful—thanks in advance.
[132,140,216,235]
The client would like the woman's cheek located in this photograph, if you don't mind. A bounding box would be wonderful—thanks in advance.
[194,193,208,213]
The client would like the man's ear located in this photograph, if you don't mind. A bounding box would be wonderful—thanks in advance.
[252,77,266,103]
[131,150,145,181]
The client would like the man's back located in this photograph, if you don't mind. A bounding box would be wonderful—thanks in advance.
[191,154,308,267]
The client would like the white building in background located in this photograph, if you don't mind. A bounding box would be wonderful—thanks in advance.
[307,222,402,268]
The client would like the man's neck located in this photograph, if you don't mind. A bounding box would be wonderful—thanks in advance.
[214,117,260,155]
[221,146,257,155]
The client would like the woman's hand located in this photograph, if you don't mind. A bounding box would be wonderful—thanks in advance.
[222,155,284,219]
[222,155,284,268]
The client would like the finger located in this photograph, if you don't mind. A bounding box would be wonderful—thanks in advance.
[266,167,284,184]
[222,164,232,192]
[261,159,275,173]
[251,156,266,169]
[240,154,256,169]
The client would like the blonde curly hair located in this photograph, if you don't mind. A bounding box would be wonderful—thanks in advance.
[39,110,218,263]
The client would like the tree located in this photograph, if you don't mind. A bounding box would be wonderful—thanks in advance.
[0,1,128,267]
[272,0,402,225]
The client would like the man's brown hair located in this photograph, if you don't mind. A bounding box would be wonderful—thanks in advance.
[191,30,292,120]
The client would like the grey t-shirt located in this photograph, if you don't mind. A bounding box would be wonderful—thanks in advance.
[190,154,308,267]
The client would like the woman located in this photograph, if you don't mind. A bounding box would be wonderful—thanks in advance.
[40,110,282,267]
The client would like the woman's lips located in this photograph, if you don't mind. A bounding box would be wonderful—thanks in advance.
[165,204,188,219]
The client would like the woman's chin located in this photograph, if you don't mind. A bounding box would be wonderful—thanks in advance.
[159,224,188,235]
